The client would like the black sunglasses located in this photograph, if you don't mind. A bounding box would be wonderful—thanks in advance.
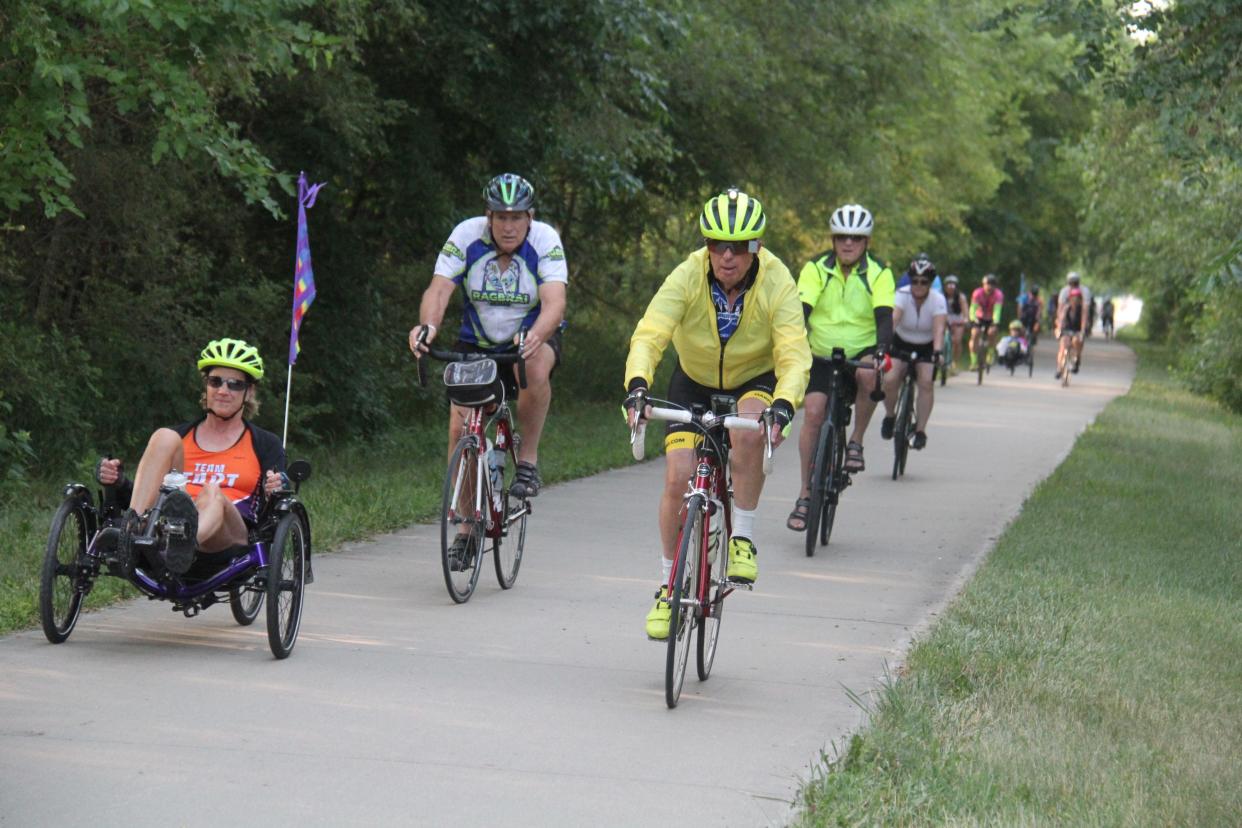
[705,239,755,255]
[206,376,250,392]
[910,277,931,286]
[833,234,867,244]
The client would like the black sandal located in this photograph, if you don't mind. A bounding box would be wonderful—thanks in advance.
[509,461,542,499]
[845,441,865,473]
[786,497,811,532]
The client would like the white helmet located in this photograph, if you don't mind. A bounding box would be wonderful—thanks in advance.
[830,204,874,237]
[1066,271,1081,284]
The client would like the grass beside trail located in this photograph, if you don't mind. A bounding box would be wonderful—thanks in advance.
[797,342,1242,826]
[0,396,659,635]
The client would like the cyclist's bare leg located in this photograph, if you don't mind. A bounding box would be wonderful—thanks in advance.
[513,342,555,465]
[914,361,936,431]
[195,481,248,553]
[949,323,963,366]
[446,403,476,537]
[881,360,907,417]
[849,366,878,446]
[797,391,828,498]
[130,428,187,513]
[659,447,697,560]
[728,396,768,511]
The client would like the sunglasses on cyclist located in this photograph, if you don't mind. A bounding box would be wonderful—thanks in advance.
[833,234,867,244]
[205,375,250,392]
[704,239,757,255]
[910,277,931,286]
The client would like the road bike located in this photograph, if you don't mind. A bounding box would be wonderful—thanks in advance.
[1056,332,1077,388]
[630,396,774,708]
[805,349,884,556]
[972,320,995,385]
[416,334,531,603]
[938,325,953,386]
[888,349,929,481]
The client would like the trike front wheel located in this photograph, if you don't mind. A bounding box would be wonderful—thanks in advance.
[40,496,93,644]
[266,511,308,659]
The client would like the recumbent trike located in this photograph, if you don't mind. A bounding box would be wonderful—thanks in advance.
[38,460,313,659]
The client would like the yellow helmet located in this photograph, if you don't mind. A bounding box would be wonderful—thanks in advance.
[699,188,766,241]
[197,338,264,381]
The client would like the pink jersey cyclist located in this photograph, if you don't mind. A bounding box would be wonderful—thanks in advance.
[970,285,1005,325]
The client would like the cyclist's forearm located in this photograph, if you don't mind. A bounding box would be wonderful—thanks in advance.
[991,304,1002,324]
[529,283,566,341]
[418,276,455,329]
[874,307,893,351]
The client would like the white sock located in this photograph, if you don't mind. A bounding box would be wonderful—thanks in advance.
[732,507,756,542]
[661,556,673,583]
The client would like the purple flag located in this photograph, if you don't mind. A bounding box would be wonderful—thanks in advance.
[289,171,326,365]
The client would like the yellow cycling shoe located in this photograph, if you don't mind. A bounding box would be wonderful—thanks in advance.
[645,585,671,640]
[727,537,758,584]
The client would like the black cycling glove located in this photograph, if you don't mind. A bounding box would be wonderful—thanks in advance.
[765,399,795,433]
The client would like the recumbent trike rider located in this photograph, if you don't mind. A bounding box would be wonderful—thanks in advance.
[37,338,314,659]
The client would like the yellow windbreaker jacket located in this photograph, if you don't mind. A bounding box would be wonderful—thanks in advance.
[624,247,811,407]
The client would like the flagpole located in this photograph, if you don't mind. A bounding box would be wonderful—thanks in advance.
[282,364,294,449]
[285,170,324,451]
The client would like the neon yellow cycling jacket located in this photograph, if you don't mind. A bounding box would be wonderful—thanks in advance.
[798,251,895,356]
[625,247,811,407]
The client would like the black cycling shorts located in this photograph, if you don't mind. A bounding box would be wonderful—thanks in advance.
[806,345,876,399]
[663,363,775,452]
[453,329,563,402]
[892,334,936,364]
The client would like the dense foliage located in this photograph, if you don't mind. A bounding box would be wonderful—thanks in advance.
[1,0,1237,490]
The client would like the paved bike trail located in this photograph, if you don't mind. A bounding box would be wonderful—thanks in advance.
[0,340,1136,826]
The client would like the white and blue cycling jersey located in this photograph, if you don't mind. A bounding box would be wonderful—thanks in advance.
[433,216,568,348]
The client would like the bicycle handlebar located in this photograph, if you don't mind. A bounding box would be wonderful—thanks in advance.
[629,406,773,475]
[414,329,528,390]
[809,349,886,402]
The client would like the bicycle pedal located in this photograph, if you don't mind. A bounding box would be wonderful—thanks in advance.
[723,578,754,590]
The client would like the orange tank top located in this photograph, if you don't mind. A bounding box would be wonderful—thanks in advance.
[181,427,262,503]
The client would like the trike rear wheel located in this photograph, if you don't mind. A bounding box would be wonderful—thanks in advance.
[229,585,263,625]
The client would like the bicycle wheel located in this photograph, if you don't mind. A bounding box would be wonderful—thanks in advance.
[899,379,915,478]
[1028,351,1035,377]
[891,380,910,481]
[265,511,307,659]
[441,437,485,603]
[805,418,833,557]
[819,426,844,547]
[696,506,728,681]
[666,496,703,708]
[40,496,92,644]
[976,335,986,385]
[493,454,528,590]
[940,331,952,386]
[229,585,263,626]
